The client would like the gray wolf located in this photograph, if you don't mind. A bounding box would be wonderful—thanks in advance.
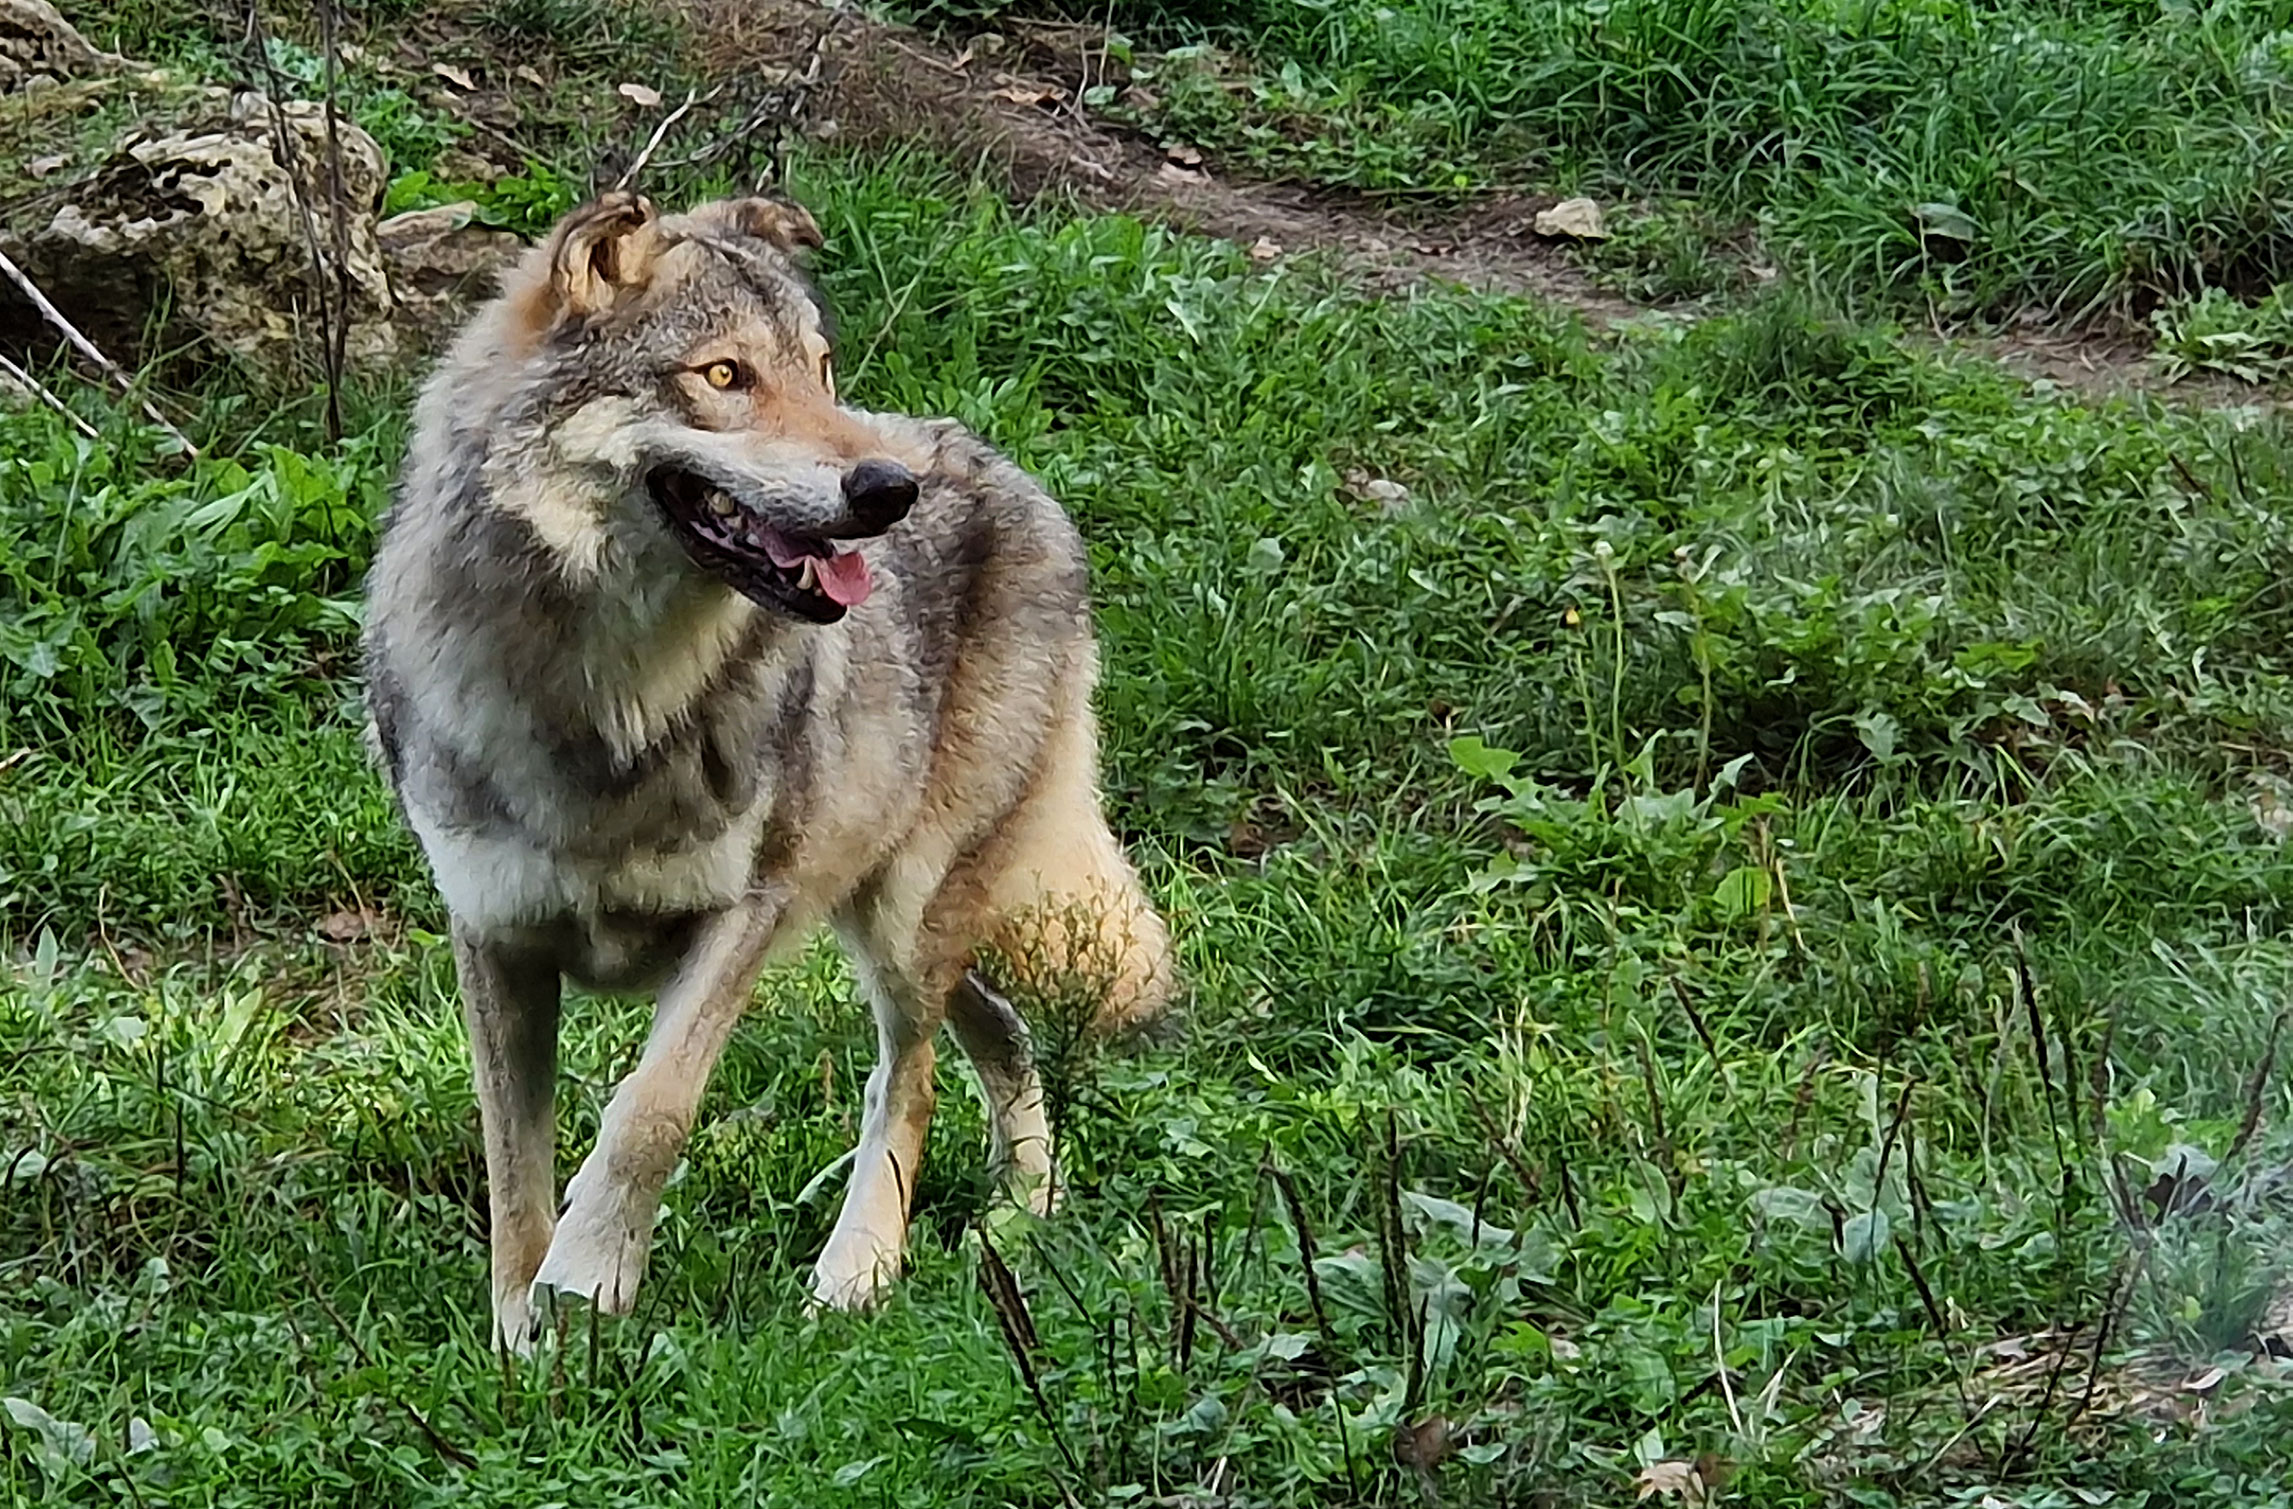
[360,189,1174,1352]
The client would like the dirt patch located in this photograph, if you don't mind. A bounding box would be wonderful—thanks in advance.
[1958,323,2271,410]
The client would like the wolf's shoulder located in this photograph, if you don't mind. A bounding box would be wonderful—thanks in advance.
[858,413,1093,644]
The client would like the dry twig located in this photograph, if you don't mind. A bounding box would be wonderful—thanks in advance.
[0,350,101,441]
[315,0,352,442]
[0,248,196,455]
[613,86,711,191]
[241,0,345,442]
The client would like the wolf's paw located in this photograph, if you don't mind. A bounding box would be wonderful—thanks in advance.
[492,1281,545,1359]
[530,1194,652,1318]
[999,1146,1061,1219]
[809,1235,901,1313]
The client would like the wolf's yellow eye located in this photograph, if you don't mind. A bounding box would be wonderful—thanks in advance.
[703,360,740,390]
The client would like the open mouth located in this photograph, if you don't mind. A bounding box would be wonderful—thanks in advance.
[647,465,872,623]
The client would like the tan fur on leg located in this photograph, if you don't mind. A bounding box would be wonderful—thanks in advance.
[974,654,1175,1032]
[811,941,945,1309]
[532,897,790,1315]
[452,930,562,1356]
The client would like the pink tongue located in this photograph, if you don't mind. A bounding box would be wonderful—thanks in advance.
[757,527,871,607]
[759,529,809,569]
[815,548,872,606]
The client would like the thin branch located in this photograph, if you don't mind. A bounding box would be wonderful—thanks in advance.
[613,86,708,192]
[0,248,196,455]
[242,0,344,435]
[315,0,351,442]
[0,350,102,440]
[770,17,844,189]
[640,19,845,190]
[2227,1009,2286,1163]
[975,1222,1085,1506]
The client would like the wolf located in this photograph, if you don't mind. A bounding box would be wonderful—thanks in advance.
[359,189,1174,1353]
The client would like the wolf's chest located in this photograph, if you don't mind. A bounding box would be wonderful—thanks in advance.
[407,797,770,937]
[398,678,784,936]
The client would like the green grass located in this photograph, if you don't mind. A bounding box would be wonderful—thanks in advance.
[12,0,2293,1489]
[6,143,2293,1503]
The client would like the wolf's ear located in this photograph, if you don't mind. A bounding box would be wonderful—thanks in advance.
[722,195,825,256]
[545,191,665,324]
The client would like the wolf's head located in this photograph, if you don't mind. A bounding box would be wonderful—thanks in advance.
[486,190,917,625]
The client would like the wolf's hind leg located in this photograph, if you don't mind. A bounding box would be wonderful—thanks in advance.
[533,896,787,1318]
[945,691,1175,1216]
[452,928,562,1357]
[946,969,1057,1215]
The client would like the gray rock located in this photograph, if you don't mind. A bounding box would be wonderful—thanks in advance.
[10,89,402,373]
[376,199,527,344]
[0,0,124,94]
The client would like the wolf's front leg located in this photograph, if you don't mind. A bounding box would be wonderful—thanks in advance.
[531,896,786,1318]
[452,928,563,1357]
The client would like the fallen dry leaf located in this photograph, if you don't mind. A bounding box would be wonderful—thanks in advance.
[1634,1459,1706,1503]
[431,62,476,91]
[991,84,1063,107]
[25,154,68,179]
[1533,196,1608,240]
[513,64,545,87]
[2257,1284,2293,1356]
[1248,236,1282,262]
[617,81,663,107]
[2251,775,2293,841]
[1346,472,1411,512]
[1391,1415,1453,1472]
[1164,142,1204,167]
[317,909,375,944]
[1155,162,1206,187]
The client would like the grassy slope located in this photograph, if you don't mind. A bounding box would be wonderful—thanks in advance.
[1090,0,2293,339]
[5,7,2293,1506]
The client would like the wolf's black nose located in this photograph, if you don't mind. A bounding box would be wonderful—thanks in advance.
[841,459,918,533]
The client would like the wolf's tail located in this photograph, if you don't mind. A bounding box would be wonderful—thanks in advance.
[979,869,1176,1040]
[970,664,1178,1039]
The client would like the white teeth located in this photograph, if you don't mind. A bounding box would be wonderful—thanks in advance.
[707,489,735,517]
[796,558,819,591]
